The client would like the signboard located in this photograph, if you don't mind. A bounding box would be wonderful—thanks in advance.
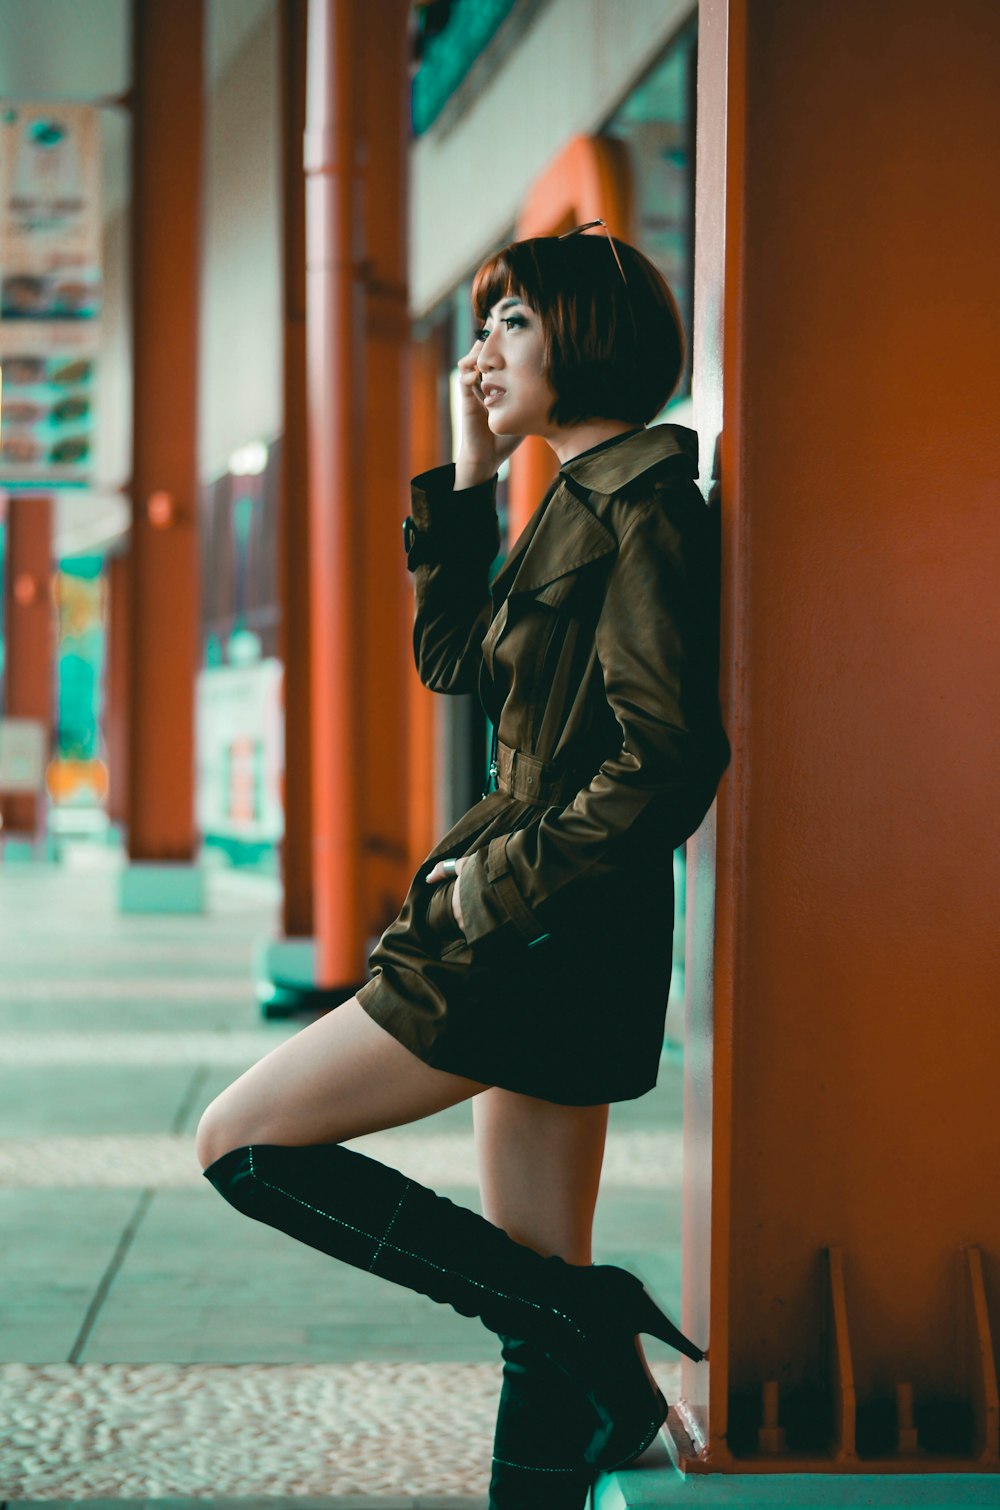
[0,103,102,321]
[196,659,284,843]
[0,330,95,483]
[0,103,101,485]
[0,717,46,794]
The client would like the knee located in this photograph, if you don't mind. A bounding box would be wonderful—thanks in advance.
[195,1098,246,1172]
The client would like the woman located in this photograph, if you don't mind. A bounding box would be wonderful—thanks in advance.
[197,225,730,1507]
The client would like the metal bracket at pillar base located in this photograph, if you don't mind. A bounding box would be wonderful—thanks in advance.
[119,861,204,914]
[669,1245,1000,1476]
[255,935,366,1019]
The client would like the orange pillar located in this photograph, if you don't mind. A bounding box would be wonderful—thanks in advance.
[305,0,410,988]
[257,0,324,1015]
[673,0,1000,1478]
[122,0,204,911]
[0,496,52,841]
[278,0,313,945]
[356,0,411,946]
[305,0,364,987]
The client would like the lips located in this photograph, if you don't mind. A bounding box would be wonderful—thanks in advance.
[482,383,506,407]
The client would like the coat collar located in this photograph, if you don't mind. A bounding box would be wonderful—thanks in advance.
[490,423,698,600]
[559,421,698,493]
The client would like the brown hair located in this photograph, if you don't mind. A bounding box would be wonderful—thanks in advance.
[471,232,686,426]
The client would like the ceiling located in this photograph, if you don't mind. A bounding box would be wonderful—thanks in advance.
[0,0,276,221]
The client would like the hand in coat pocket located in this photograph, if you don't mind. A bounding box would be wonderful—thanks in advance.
[425,856,468,934]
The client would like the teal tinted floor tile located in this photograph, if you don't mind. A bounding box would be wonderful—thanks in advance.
[0,1190,137,1363]
[0,1065,199,1136]
[82,1188,497,1365]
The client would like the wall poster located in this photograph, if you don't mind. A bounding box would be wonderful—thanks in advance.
[0,103,101,486]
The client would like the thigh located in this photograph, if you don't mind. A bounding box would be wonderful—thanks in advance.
[473,1088,609,1264]
[196,997,487,1167]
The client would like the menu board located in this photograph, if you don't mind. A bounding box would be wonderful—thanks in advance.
[0,103,102,322]
[0,329,95,484]
[0,104,101,485]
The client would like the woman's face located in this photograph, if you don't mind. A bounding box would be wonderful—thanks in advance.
[473,296,556,438]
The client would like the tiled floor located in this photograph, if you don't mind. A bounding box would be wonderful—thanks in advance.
[0,843,687,1504]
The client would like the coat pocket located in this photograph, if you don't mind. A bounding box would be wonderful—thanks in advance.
[425,879,466,948]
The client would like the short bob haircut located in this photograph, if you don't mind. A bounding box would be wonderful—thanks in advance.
[471,232,686,427]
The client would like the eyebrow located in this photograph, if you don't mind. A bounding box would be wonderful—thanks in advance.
[489,296,524,316]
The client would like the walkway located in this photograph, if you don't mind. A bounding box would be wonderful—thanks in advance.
[0,842,685,1506]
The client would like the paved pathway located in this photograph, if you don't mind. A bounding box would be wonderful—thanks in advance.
[0,844,685,1505]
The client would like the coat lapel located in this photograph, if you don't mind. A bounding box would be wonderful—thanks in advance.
[491,479,616,605]
[488,476,559,606]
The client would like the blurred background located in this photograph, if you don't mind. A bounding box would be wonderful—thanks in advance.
[1,0,998,1505]
[0,0,699,1029]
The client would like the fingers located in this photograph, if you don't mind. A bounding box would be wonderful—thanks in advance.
[458,347,485,405]
[457,341,482,376]
[424,857,467,884]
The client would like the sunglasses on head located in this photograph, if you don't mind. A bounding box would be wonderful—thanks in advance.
[557,218,628,286]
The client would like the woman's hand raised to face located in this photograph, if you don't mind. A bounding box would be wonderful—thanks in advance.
[454,340,524,491]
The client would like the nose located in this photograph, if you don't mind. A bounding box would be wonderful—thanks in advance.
[477,326,502,371]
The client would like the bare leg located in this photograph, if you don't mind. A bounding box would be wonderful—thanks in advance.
[473,1088,608,1262]
[195,996,487,1168]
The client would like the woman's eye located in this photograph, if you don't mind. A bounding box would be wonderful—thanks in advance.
[473,316,526,342]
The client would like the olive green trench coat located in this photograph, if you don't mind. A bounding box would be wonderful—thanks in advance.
[356,423,730,1104]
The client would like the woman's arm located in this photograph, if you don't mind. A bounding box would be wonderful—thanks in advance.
[457,482,731,944]
[406,463,501,694]
[408,335,525,693]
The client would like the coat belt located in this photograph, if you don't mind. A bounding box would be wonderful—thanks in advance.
[494,740,583,806]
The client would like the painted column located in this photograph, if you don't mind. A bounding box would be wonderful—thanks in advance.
[670,0,1000,1480]
[355,0,412,958]
[304,0,410,989]
[256,0,317,1009]
[304,0,363,986]
[122,0,204,912]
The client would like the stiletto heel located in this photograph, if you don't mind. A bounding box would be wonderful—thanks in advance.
[560,1266,705,1469]
[632,1285,705,1363]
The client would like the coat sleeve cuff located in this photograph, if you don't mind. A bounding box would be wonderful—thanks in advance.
[458,836,548,946]
[410,468,498,534]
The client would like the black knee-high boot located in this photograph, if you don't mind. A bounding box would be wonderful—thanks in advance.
[488,1333,597,1509]
[202,1141,703,1472]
